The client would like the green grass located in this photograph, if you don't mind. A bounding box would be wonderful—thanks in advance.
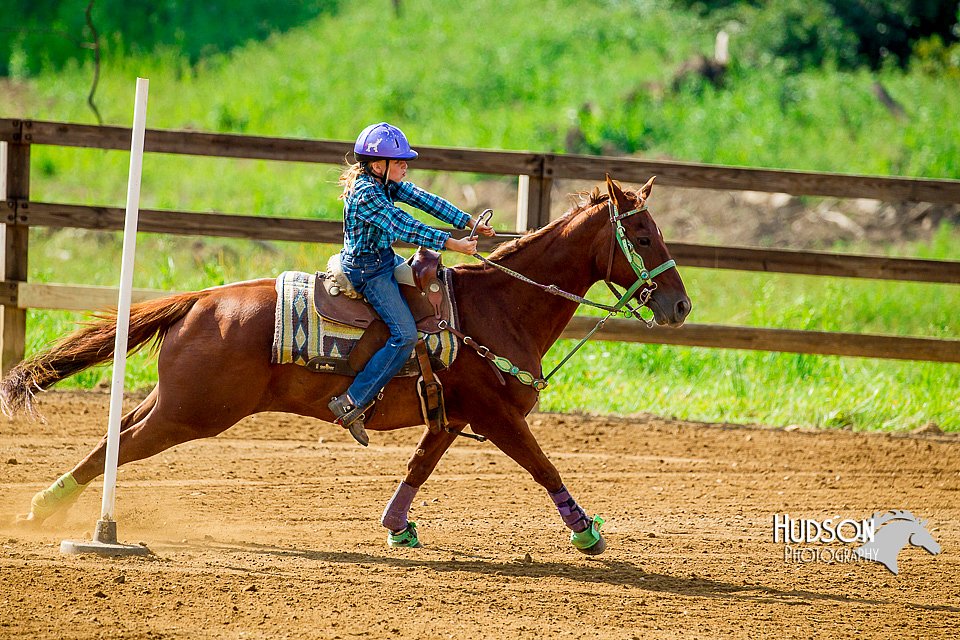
[543,343,957,432]
[4,0,959,431]
[11,0,959,194]
[584,64,960,177]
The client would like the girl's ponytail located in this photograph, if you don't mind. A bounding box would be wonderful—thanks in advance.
[339,163,364,199]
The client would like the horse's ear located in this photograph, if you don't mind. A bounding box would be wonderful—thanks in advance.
[640,175,656,201]
[605,174,630,210]
[605,173,617,201]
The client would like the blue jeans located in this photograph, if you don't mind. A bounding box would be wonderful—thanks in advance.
[340,249,418,407]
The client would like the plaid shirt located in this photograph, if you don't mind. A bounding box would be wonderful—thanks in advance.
[342,173,471,254]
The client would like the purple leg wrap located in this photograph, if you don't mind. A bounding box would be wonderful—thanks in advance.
[549,485,590,533]
[381,481,419,533]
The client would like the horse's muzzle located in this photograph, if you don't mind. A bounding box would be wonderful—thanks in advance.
[649,294,691,328]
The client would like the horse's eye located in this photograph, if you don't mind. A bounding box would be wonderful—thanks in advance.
[637,237,651,247]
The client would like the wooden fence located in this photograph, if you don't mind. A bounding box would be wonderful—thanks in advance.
[2,117,960,374]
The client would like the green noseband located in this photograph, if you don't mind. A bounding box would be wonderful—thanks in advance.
[610,202,676,288]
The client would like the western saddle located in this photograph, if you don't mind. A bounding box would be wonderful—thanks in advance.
[313,248,452,432]
[315,247,451,333]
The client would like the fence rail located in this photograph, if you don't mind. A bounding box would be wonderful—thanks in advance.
[15,201,960,283]
[2,118,959,373]
[560,317,960,364]
[7,118,960,201]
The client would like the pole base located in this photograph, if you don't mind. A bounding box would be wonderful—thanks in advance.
[60,519,151,557]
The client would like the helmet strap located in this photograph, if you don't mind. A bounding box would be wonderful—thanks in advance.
[382,159,392,187]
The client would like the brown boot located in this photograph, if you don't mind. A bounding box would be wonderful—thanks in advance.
[328,393,370,447]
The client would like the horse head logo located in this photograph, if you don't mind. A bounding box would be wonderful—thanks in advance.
[365,137,383,154]
[855,510,940,575]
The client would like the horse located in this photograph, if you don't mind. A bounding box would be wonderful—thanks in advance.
[2,175,690,554]
[854,510,941,574]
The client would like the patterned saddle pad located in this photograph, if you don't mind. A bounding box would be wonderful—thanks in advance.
[270,270,459,373]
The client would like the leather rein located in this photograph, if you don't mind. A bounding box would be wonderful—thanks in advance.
[444,201,677,392]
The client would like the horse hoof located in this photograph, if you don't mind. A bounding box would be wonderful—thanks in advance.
[576,534,606,556]
[570,515,606,555]
[387,522,422,548]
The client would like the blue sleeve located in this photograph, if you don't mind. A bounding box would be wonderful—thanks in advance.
[354,185,451,251]
[394,182,472,229]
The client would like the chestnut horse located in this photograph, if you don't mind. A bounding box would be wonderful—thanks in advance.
[3,176,690,554]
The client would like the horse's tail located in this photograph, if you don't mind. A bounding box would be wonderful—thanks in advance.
[1,291,206,418]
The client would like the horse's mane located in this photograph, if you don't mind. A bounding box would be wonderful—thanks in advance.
[484,187,634,262]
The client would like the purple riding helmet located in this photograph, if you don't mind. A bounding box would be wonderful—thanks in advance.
[353,122,419,161]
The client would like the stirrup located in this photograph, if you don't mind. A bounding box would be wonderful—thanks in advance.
[328,394,371,447]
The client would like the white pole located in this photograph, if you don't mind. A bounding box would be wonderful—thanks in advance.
[101,77,148,521]
[516,174,530,232]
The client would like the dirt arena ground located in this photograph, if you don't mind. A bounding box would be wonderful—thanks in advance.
[1,391,957,639]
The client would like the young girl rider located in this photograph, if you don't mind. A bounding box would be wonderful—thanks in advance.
[330,122,495,446]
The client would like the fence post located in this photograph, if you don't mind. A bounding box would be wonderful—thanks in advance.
[1,131,29,375]
[521,155,553,233]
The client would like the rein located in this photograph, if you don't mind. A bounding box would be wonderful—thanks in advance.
[452,200,677,392]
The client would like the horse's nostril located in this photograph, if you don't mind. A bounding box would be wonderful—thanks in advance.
[676,298,691,319]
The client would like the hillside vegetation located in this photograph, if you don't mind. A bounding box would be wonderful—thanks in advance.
[2,0,958,431]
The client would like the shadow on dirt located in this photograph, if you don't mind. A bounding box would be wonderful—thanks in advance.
[186,539,960,611]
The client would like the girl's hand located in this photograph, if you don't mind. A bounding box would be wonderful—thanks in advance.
[445,236,479,255]
[470,217,496,238]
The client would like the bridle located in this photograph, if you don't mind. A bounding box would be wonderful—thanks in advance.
[602,198,677,324]
[442,198,678,391]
